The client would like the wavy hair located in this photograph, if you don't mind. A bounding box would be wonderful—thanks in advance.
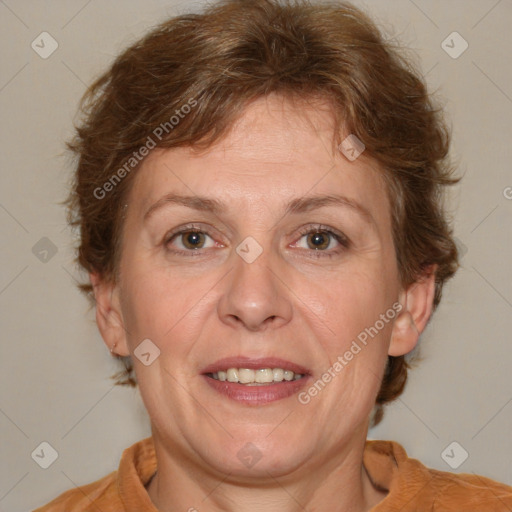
[65,0,459,426]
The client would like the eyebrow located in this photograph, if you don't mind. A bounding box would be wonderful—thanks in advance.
[143,193,374,224]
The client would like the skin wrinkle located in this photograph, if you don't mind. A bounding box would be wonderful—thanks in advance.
[143,192,376,229]
[93,95,435,512]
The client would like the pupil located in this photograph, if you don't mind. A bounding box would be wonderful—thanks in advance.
[185,232,203,248]
[309,232,328,250]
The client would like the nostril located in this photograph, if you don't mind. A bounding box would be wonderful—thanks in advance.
[264,315,276,324]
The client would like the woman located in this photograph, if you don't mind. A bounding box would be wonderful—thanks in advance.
[35,0,512,510]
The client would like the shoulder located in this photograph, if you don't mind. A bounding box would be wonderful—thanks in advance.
[365,439,512,511]
[32,470,117,511]
[32,437,156,512]
[427,467,512,510]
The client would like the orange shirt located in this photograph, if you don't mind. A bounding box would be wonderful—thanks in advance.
[33,437,512,511]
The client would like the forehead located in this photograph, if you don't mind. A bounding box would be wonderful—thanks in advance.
[128,95,390,228]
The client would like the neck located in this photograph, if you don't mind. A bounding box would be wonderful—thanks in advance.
[146,428,387,512]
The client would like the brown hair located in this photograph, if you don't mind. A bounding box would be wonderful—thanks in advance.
[66,0,459,425]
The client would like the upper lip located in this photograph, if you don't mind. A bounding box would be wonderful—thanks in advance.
[201,357,311,375]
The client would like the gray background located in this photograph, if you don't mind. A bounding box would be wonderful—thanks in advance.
[0,1,511,510]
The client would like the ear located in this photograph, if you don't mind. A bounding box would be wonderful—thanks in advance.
[89,273,130,357]
[388,265,437,357]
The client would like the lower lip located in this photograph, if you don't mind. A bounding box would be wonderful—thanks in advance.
[202,375,311,405]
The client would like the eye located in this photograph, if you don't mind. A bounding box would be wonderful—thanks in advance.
[292,225,349,257]
[163,224,348,258]
[166,227,216,252]
[302,231,333,251]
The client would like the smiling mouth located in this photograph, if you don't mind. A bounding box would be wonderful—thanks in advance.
[206,367,306,386]
[200,357,311,404]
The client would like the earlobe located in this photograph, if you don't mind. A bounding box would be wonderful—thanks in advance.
[90,273,130,357]
[388,265,437,357]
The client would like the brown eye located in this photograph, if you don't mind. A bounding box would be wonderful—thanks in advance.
[292,225,349,258]
[180,231,207,249]
[164,225,219,256]
[306,231,332,250]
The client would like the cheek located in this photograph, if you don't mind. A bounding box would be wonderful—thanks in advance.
[119,258,216,347]
[296,265,397,346]
[122,250,226,359]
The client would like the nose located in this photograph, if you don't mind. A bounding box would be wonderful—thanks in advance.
[217,245,293,332]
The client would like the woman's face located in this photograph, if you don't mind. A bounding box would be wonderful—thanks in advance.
[100,95,422,478]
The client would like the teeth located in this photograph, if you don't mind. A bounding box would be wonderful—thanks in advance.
[239,368,254,384]
[255,368,273,383]
[210,368,304,385]
[283,370,294,381]
[273,368,284,382]
[226,368,239,383]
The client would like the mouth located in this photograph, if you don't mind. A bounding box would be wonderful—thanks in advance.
[201,357,311,405]
[206,368,305,385]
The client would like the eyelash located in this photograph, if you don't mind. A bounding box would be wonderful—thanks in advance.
[295,225,349,258]
[164,223,350,259]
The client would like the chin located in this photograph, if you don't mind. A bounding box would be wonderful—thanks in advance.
[201,437,310,479]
